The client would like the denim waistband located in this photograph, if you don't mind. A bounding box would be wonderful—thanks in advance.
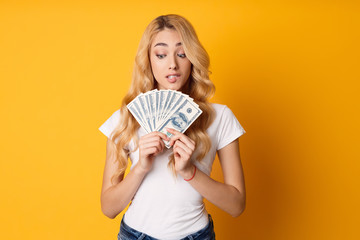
[117,214,216,240]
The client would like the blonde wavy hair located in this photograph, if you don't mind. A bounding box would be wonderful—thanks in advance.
[109,14,215,185]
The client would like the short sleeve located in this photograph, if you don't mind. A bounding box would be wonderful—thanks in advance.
[98,109,121,139]
[216,106,246,150]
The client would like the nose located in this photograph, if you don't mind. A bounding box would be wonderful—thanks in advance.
[169,55,177,70]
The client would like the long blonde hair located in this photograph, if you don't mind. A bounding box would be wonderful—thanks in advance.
[109,14,215,184]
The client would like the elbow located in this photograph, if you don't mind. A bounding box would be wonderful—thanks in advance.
[230,204,246,218]
[103,211,117,219]
[229,194,246,218]
[101,195,120,219]
[101,203,117,219]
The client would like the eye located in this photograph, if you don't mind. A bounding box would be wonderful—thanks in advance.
[156,54,166,59]
[178,53,186,58]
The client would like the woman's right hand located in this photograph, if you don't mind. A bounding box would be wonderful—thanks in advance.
[138,131,169,173]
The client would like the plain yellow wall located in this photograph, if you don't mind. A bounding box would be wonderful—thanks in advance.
[1,0,359,239]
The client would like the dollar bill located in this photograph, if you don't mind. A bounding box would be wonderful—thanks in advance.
[127,90,202,148]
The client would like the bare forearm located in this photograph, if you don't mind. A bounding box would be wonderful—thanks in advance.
[187,167,246,217]
[101,164,147,219]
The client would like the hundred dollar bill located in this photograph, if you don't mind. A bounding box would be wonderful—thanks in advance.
[127,90,202,147]
[156,98,202,148]
[127,99,150,133]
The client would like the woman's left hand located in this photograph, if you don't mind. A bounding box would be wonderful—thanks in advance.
[166,128,196,179]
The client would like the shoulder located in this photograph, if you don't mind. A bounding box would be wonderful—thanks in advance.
[207,103,234,130]
[106,109,122,131]
[111,109,121,120]
[211,103,225,111]
[208,103,246,150]
[98,109,121,139]
[211,103,234,120]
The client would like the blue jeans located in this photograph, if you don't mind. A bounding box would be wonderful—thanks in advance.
[117,214,216,240]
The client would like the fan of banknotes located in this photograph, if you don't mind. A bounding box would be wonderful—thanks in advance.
[127,90,202,148]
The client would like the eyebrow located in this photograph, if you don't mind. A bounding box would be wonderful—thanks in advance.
[153,42,182,48]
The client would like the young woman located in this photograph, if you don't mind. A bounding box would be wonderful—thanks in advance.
[99,14,246,240]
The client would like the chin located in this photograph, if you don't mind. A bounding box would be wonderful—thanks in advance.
[163,84,182,91]
[157,79,188,91]
[170,85,182,91]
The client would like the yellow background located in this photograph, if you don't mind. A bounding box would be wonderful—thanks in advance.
[1,0,359,239]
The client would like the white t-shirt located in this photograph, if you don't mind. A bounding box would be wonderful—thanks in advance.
[99,103,246,239]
